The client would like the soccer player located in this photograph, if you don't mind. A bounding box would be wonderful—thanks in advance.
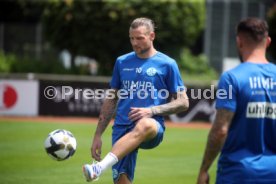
[82,17,189,183]
[197,17,276,184]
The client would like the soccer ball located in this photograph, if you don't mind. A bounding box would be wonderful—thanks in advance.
[44,129,77,161]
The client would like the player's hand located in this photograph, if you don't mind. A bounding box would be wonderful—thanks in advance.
[128,107,153,122]
[91,135,102,161]
[197,171,210,184]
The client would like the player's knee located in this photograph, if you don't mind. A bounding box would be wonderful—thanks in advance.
[135,118,156,136]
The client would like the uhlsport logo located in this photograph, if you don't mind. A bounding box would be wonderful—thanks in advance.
[246,102,276,119]
[146,67,157,76]
[0,84,18,110]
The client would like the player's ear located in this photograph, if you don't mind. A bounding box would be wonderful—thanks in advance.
[150,32,155,41]
[266,36,271,48]
[236,36,242,48]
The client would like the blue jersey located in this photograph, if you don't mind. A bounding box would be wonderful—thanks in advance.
[216,62,276,183]
[110,51,184,127]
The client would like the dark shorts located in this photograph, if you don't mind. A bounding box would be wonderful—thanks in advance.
[111,119,164,183]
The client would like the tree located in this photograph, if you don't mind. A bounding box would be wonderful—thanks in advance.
[42,0,205,75]
[0,0,45,23]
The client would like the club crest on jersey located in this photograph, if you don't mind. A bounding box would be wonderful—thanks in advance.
[146,67,157,76]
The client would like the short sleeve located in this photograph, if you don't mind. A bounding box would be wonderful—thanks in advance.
[110,59,121,89]
[165,60,185,93]
[215,72,237,112]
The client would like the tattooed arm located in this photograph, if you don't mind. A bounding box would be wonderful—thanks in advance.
[91,89,118,161]
[151,90,189,116]
[128,90,189,122]
[197,109,234,184]
[95,93,118,136]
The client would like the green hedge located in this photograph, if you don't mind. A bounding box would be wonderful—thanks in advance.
[178,49,218,84]
[0,50,218,84]
[0,52,90,75]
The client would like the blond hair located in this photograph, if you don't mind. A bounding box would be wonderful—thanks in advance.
[130,17,155,33]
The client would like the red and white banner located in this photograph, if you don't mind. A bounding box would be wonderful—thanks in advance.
[0,80,39,116]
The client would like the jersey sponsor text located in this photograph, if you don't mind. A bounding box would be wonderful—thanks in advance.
[246,102,276,119]
[249,77,276,89]
[122,80,154,91]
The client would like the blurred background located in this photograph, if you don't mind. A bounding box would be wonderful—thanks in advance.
[0,0,276,122]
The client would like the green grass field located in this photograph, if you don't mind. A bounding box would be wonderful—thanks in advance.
[0,119,217,184]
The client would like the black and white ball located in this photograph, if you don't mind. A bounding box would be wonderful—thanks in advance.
[44,129,77,161]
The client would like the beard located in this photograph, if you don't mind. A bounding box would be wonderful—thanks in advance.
[134,46,151,55]
[140,47,151,55]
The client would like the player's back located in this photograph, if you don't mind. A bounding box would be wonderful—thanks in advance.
[216,62,276,183]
